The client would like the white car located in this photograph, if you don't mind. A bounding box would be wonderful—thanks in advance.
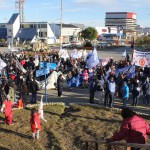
[62,43,71,47]
[97,42,108,48]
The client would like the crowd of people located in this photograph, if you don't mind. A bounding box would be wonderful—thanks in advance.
[0,48,150,143]
[0,48,150,108]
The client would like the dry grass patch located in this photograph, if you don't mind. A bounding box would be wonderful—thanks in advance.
[0,104,149,150]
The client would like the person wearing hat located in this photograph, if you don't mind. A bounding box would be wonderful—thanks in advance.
[1,95,13,125]
[121,81,129,108]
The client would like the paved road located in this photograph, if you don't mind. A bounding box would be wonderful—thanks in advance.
[0,45,132,61]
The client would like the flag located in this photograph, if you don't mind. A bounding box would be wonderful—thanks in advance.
[122,49,127,57]
[127,65,135,78]
[133,50,150,67]
[82,49,87,61]
[70,49,79,59]
[34,53,39,67]
[0,58,6,70]
[86,47,99,69]
[16,59,27,73]
[115,66,129,78]
[8,42,11,50]
[99,57,110,66]
[115,65,135,79]
[38,95,47,122]
[59,48,69,61]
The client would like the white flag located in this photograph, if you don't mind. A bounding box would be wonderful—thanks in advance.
[70,49,79,59]
[59,48,69,61]
[16,59,27,73]
[38,96,47,122]
[82,49,87,61]
[86,47,99,69]
[8,43,11,50]
[0,58,6,70]
[122,49,127,57]
[34,53,39,67]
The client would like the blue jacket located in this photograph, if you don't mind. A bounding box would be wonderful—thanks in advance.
[122,85,129,98]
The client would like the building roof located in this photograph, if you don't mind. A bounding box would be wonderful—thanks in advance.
[106,12,136,15]
[8,13,19,24]
[71,23,85,29]
[0,28,7,39]
[15,28,37,40]
[56,24,79,28]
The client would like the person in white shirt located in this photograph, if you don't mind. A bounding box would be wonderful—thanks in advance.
[108,77,116,108]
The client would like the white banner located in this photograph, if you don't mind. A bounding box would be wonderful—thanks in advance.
[133,50,150,67]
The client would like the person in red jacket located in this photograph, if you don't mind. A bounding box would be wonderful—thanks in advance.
[107,108,150,150]
[30,108,42,139]
[1,95,13,125]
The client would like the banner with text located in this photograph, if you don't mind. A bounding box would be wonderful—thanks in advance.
[133,50,150,67]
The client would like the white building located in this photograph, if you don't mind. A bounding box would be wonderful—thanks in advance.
[0,13,84,44]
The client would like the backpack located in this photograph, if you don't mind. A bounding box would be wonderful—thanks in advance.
[97,83,103,91]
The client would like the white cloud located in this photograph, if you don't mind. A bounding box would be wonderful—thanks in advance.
[64,8,89,12]
[73,0,116,5]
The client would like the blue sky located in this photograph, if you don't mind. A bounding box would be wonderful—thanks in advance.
[0,0,150,27]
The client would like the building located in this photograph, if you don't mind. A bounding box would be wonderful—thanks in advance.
[95,26,123,45]
[0,13,83,44]
[105,12,137,40]
[105,12,136,30]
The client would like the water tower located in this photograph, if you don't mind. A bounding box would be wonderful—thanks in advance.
[15,0,25,22]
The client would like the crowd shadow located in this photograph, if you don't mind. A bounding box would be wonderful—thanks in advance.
[0,127,31,139]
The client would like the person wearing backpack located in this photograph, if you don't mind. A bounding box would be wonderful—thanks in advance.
[96,76,104,104]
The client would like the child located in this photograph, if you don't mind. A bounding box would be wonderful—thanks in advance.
[30,108,41,139]
[17,98,23,108]
[1,95,13,125]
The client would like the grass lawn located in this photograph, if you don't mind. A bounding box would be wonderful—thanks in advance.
[0,104,149,150]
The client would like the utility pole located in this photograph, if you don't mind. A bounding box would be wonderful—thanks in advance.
[60,0,63,49]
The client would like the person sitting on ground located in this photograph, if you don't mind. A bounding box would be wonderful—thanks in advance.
[107,108,150,150]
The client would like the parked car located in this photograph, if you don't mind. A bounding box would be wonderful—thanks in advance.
[62,42,71,48]
[97,42,108,48]
[0,42,7,47]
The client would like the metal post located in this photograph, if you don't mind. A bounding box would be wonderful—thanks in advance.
[85,142,88,150]
[60,0,62,49]
[44,63,47,103]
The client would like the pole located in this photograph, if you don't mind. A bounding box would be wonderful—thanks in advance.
[60,0,62,49]
[44,63,47,103]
